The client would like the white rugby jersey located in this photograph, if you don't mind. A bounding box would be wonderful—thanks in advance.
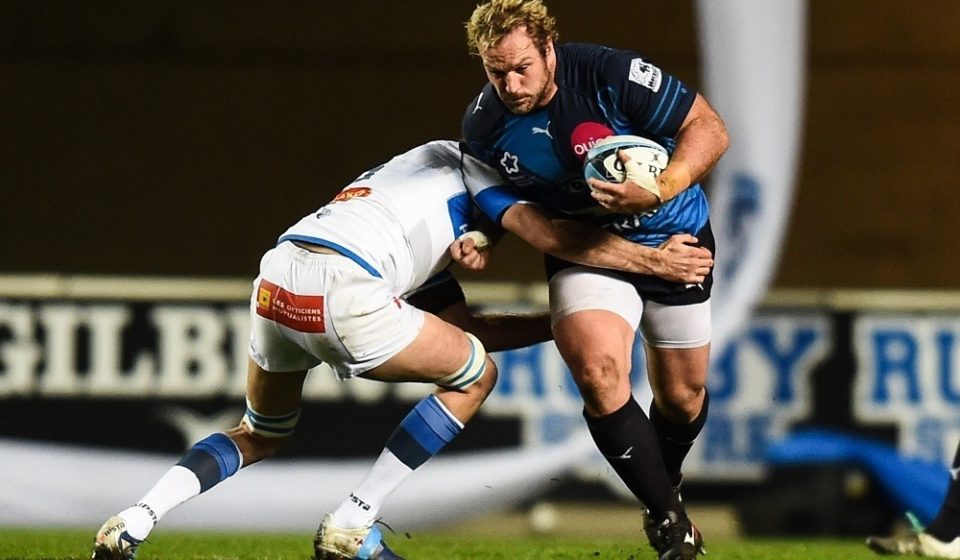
[278,140,503,296]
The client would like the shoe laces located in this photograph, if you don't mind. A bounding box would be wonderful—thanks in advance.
[905,511,925,534]
[374,517,396,535]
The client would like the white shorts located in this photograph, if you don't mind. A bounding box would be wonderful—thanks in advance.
[248,242,424,378]
[548,266,711,349]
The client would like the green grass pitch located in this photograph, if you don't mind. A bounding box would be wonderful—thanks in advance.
[0,528,886,560]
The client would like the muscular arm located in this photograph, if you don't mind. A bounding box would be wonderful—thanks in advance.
[658,94,730,202]
[499,203,713,283]
[588,94,730,213]
[405,274,551,352]
[434,299,552,352]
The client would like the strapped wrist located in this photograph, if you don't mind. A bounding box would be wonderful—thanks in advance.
[657,162,693,203]
[624,159,663,202]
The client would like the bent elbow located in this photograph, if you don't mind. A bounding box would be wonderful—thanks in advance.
[719,126,731,156]
[715,117,731,156]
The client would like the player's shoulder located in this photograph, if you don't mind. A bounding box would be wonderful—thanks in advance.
[462,82,506,144]
[557,42,653,86]
[557,42,635,70]
[354,140,463,188]
[557,42,621,63]
[392,140,461,166]
[417,139,462,160]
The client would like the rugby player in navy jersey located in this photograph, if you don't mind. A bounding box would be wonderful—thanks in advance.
[461,2,729,558]
[91,140,712,560]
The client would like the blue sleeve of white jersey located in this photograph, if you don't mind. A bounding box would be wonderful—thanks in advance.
[600,49,697,138]
[459,143,523,224]
[472,185,523,224]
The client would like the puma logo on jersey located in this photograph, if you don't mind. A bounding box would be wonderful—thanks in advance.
[532,124,552,139]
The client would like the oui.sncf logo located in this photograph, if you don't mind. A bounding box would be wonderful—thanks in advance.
[570,121,614,161]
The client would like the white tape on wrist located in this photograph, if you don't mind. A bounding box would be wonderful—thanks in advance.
[458,230,491,251]
[624,159,663,202]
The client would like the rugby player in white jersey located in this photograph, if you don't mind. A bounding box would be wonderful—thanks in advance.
[92,140,713,560]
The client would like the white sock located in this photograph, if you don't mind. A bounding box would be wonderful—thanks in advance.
[331,450,412,528]
[118,466,201,540]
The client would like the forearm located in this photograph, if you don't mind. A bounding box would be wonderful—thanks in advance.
[543,219,664,275]
[433,299,552,352]
[465,311,553,352]
[659,96,730,201]
[502,204,663,276]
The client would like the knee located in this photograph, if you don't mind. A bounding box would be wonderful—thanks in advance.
[231,403,301,465]
[572,355,628,413]
[226,425,288,465]
[460,357,499,405]
[657,381,706,422]
[475,357,499,396]
[435,332,494,396]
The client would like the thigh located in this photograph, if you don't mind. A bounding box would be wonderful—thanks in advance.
[322,268,425,377]
[645,343,710,419]
[641,301,711,412]
[250,242,426,379]
[553,309,636,415]
[553,309,636,374]
[361,312,474,383]
[549,266,642,368]
[645,344,710,392]
[639,299,711,349]
[245,357,308,415]
[249,245,328,373]
[549,268,641,413]
[548,266,644,330]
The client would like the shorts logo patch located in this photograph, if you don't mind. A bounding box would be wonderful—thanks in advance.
[255,279,325,333]
[629,58,662,92]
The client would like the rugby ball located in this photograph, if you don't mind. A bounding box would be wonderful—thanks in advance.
[583,134,669,185]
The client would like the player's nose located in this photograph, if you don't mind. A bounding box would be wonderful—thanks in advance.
[504,73,523,95]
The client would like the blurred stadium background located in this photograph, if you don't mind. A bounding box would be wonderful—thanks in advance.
[3,0,960,544]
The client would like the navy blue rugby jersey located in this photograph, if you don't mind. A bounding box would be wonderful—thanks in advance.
[462,42,709,247]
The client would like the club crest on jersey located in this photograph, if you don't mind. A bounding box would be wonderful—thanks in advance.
[331,186,372,203]
[500,151,520,174]
[629,58,662,92]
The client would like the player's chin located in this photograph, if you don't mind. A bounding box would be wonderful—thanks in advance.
[504,98,534,114]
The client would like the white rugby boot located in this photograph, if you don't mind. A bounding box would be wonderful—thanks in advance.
[314,513,405,560]
[92,516,143,560]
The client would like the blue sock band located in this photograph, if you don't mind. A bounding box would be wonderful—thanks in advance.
[386,395,462,470]
[176,433,242,493]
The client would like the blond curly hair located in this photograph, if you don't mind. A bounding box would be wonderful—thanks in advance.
[465,0,559,57]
